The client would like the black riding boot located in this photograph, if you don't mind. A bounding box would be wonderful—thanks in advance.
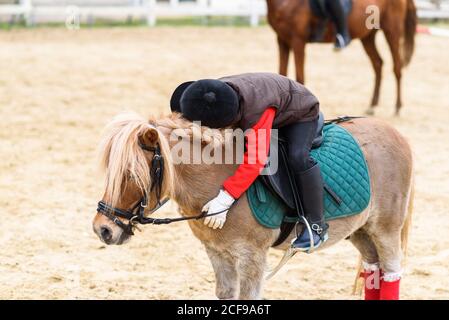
[291,163,329,252]
[326,0,351,50]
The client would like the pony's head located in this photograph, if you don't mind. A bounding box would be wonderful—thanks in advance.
[93,112,173,245]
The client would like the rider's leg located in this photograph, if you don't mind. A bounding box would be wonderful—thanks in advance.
[281,119,328,252]
[326,0,351,49]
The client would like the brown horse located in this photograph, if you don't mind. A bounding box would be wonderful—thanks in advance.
[92,112,414,299]
[267,0,417,115]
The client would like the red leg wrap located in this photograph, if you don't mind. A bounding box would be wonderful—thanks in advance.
[361,270,381,300]
[380,278,400,300]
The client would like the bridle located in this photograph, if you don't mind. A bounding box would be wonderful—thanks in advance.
[97,141,228,235]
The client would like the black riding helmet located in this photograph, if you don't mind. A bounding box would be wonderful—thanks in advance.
[170,79,240,128]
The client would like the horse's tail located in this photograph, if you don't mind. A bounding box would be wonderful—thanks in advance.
[402,0,417,67]
[401,176,415,264]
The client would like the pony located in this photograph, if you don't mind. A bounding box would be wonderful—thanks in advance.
[92,112,414,299]
[266,0,417,115]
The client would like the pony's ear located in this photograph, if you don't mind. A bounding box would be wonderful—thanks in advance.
[139,125,159,147]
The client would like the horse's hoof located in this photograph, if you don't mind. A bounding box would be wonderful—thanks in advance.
[365,108,375,116]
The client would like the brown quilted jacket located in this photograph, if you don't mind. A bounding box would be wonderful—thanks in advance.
[220,72,320,130]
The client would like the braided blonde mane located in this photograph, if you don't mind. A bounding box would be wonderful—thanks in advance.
[154,112,228,149]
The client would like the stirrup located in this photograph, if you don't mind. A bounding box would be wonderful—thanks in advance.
[290,217,328,253]
[291,216,315,252]
[334,34,349,51]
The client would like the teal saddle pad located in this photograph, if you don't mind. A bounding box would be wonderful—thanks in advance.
[247,124,371,229]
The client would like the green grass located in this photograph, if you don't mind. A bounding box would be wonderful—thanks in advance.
[155,16,267,27]
[420,19,449,29]
[0,16,268,30]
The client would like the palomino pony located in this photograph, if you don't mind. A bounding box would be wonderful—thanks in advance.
[267,0,417,115]
[92,112,414,299]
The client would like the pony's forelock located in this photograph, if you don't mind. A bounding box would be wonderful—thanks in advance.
[98,112,173,208]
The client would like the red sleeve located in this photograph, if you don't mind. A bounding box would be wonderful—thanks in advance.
[223,107,276,199]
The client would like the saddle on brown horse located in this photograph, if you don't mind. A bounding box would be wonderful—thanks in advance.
[308,0,353,42]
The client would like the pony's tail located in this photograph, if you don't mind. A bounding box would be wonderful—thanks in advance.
[352,256,364,296]
[402,0,417,67]
[401,178,415,264]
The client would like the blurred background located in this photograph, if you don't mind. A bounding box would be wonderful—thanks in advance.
[0,1,448,27]
[0,0,448,299]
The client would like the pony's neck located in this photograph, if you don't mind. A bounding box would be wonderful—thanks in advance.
[171,163,205,216]
[157,125,234,217]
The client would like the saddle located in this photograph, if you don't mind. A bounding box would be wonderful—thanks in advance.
[261,112,325,211]
[249,116,371,246]
[308,0,353,43]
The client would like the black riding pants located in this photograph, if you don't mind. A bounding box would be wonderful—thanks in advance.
[326,0,348,36]
[280,118,318,174]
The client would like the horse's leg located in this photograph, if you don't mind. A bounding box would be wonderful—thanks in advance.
[383,26,403,115]
[369,201,410,300]
[350,228,379,264]
[342,117,413,299]
[237,247,268,300]
[361,31,383,115]
[368,181,411,300]
[205,245,239,300]
[371,229,403,300]
[277,36,290,76]
[350,229,381,300]
[292,39,306,84]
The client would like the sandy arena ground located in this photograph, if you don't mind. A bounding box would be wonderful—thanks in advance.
[0,26,448,299]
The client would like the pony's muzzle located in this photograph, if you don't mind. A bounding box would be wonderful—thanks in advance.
[100,226,113,243]
[92,213,127,245]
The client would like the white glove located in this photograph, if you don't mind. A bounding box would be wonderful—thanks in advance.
[202,190,235,229]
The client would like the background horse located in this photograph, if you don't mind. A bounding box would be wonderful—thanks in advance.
[92,112,414,299]
[267,0,417,115]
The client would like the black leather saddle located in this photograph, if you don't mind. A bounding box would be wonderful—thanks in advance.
[260,114,360,246]
[260,112,325,211]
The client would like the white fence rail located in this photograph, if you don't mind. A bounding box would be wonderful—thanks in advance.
[416,0,449,18]
[1,0,448,27]
[0,0,267,26]
[0,1,32,24]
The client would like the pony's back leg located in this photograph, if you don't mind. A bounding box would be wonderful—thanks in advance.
[350,228,381,300]
[237,246,269,300]
[369,176,413,300]
[205,245,239,300]
[370,226,403,300]
[368,188,412,300]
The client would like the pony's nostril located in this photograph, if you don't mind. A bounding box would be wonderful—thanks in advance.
[100,226,112,242]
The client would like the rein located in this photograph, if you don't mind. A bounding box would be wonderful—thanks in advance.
[96,142,227,235]
[324,115,365,124]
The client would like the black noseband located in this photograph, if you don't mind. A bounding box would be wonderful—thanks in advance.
[97,197,170,235]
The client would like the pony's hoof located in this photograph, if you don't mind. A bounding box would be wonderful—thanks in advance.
[365,108,375,116]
